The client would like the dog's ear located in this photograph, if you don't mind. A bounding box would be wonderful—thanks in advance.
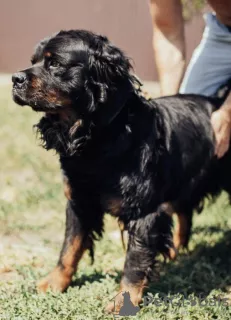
[86,36,136,126]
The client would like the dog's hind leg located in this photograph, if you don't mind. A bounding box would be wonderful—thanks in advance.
[155,204,193,259]
[106,209,173,313]
[172,210,193,257]
[37,200,99,293]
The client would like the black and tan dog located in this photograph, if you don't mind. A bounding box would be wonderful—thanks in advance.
[12,30,231,311]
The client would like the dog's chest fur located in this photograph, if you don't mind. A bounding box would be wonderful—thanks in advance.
[60,149,155,219]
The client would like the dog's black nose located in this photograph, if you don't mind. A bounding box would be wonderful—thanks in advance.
[12,72,27,86]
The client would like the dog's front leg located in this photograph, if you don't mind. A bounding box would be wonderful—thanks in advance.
[37,200,88,293]
[106,210,173,313]
[105,233,153,313]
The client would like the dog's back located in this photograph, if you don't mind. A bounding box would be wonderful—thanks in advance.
[151,93,231,210]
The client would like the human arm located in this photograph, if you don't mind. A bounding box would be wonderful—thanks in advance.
[211,93,231,158]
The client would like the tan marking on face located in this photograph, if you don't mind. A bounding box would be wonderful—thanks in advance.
[31,75,72,110]
[45,90,72,107]
[44,51,52,58]
[45,90,60,103]
[31,77,43,90]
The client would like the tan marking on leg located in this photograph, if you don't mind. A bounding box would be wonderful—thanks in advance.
[107,197,122,216]
[159,203,177,260]
[37,266,72,293]
[169,246,178,260]
[120,280,146,306]
[63,176,72,200]
[37,235,85,293]
[60,236,84,277]
[118,220,126,251]
[173,213,188,250]
[160,202,174,216]
[105,279,147,314]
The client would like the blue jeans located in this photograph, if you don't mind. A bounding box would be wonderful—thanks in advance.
[180,13,231,96]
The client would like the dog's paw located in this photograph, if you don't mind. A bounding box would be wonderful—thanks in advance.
[105,290,141,315]
[105,301,117,314]
[105,293,124,314]
[168,247,178,260]
[37,268,72,293]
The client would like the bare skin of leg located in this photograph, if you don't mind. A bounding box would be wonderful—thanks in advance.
[37,201,86,292]
[149,0,185,95]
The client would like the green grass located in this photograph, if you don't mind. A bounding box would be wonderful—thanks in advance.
[0,85,231,319]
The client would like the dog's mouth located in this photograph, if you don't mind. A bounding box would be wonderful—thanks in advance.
[12,88,54,112]
[30,103,51,112]
[12,87,28,106]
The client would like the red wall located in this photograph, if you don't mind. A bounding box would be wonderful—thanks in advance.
[0,0,205,80]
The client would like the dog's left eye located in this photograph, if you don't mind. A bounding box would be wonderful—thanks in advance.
[49,60,60,69]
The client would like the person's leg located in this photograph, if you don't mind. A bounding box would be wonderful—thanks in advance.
[180,13,231,96]
[150,0,185,95]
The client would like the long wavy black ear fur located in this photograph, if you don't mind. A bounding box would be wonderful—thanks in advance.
[86,35,138,126]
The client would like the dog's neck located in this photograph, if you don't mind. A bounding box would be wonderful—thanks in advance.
[35,93,141,158]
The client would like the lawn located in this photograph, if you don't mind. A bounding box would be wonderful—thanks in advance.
[0,83,231,319]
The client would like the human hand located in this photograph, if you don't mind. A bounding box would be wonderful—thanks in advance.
[211,108,231,158]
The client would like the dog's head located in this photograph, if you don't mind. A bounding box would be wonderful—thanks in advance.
[12,30,137,127]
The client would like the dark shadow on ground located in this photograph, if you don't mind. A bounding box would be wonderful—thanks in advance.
[148,228,231,297]
[71,269,122,288]
[70,226,231,298]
